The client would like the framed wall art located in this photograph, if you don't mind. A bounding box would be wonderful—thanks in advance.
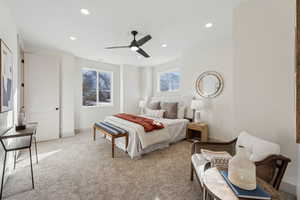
[0,39,13,113]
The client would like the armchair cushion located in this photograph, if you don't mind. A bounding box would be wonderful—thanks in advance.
[236,131,280,162]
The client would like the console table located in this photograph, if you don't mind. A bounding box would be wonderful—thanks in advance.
[0,122,38,200]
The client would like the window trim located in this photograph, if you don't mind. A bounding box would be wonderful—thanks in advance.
[157,68,180,92]
[82,68,113,107]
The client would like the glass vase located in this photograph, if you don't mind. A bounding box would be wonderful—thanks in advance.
[228,146,256,190]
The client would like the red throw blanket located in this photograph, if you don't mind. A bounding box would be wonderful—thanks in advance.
[114,113,164,132]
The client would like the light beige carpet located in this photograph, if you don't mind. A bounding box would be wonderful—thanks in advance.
[2,131,296,200]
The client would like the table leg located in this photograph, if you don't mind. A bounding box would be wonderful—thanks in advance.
[34,137,38,164]
[29,147,34,189]
[13,151,17,170]
[0,152,7,200]
[190,163,194,181]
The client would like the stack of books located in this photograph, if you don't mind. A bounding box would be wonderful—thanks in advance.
[220,171,271,200]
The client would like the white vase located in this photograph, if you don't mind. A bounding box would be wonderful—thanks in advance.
[194,111,201,122]
[228,146,256,190]
[18,111,26,126]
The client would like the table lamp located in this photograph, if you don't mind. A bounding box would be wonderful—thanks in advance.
[138,100,146,115]
[190,99,204,122]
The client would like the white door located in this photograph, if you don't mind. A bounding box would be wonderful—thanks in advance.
[24,53,60,141]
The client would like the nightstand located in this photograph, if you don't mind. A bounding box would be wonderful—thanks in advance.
[186,122,209,142]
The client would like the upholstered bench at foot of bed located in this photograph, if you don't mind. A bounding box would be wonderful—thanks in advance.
[93,122,128,158]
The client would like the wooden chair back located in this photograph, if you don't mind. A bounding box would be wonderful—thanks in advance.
[255,154,291,190]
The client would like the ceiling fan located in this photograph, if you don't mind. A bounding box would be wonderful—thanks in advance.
[105,30,152,58]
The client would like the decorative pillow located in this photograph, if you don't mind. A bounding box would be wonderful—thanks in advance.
[148,101,161,110]
[210,157,231,169]
[201,149,232,168]
[145,108,165,118]
[160,102,178,119]
[177,105,185,119]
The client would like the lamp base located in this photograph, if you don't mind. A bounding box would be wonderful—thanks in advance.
[194,111,201,123]
[140,108,145,115]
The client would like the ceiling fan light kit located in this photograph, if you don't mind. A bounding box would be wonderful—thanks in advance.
[130,46,139,52]
[105,30,152,58]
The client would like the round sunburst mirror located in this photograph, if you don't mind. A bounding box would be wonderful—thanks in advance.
[195,71,224,98]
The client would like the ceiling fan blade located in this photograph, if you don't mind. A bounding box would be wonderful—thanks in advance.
[105,45,130,49]
[137,48,150,58]
[137,35,152,46]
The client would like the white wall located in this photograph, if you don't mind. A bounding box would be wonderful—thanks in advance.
[140,67,153,100]
[121,65,141,114]
[60,54,75,137]
[74,58,121,129]
[233,0,297,191]
[151,40,235,139]
[0,0,20,181]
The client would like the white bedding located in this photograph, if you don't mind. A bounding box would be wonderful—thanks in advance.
[104,116,188,159]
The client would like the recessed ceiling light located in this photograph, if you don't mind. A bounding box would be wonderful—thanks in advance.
[205,23,213,28]
[69,36,77,41]
[80,8,90,15]
[137,55,142,59]
[162,44,167,48]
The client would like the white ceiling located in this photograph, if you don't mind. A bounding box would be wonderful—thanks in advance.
[5,0,240,66]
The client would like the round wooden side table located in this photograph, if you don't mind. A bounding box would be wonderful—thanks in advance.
[202,167,281,200]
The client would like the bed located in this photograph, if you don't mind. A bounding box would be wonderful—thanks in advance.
[104,115,189,159]
[104,95,193,159]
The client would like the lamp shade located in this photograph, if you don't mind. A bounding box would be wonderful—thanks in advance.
[190,100,204,110]
[138,100,146,108]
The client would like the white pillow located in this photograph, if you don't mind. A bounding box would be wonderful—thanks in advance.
[145,108,165,118]
[177,105,186,119]
[236,131,280,162]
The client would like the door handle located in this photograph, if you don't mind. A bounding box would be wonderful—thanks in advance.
[55,107,59,111]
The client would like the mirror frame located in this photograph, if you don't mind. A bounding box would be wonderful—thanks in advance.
[195,71,224,98]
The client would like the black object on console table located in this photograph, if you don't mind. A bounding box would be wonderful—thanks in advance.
[16,125,26,131]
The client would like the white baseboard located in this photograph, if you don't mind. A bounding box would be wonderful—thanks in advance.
[280,181,297,195]
[61,131,75,138]
[75,128,91,133]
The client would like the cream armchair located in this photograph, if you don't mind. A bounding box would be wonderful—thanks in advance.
[190,132,291,190]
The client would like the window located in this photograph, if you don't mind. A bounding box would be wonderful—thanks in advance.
[82,69,113,106]
[158,69,180,92]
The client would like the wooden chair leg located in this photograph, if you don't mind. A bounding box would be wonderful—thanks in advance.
[112,137,115,158]
[29,148,34,189]
[190,163,194,181]
[0,152,7,199]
